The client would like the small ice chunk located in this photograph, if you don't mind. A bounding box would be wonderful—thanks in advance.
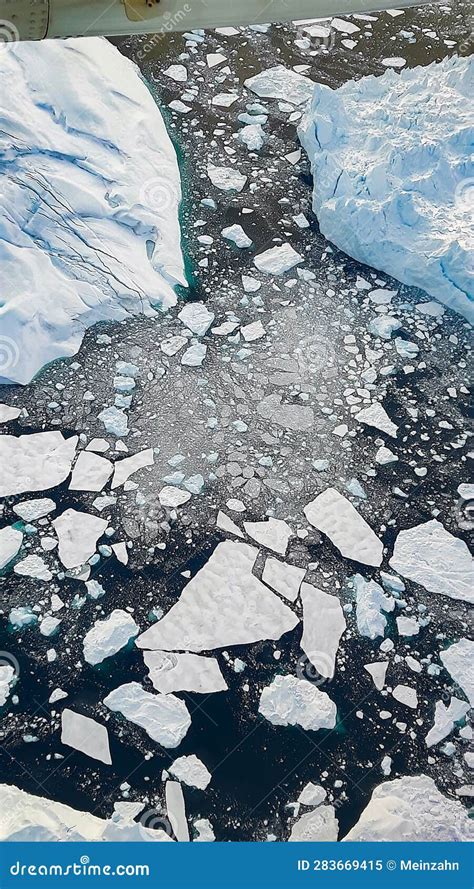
[262,558,305,602]
[254,243,303,275]
[364,661,389,691]
[222,225,252,248]
[297,782,326,807]
[289,806,338,841]
[355,403,398,438]
[83,610,139,666]
[159,487,192,508]
[14,555,52,581]
[178,303,215,337]
[53,509,108,569]
[0,527,23,571]
[144,651,227,695]
[440,639,474,705]
[69,452,113,492]
[244,518,292,555]
[181,344,207,367]
[207,165,247,193]
[169,755,211,790]
[392,685,418,709]
[111,449,154,489]
[300,584,346,679]
[425,697,470,748]
[13,499,55,522]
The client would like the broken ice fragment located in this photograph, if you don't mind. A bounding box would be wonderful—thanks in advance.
[390,520,473,603]
[144,651,227,695]
[354,574,394,640]
[207,165,247,193]
[159,487,192,508]
[243,518,292,555]
[61,709,111,765]
[254,243,303,275]
[83,610,139,666]
[300,584,346,679]
[169,755,211,790]
[245,66,314,106]
[304,488,383,567]
[355,403,398,438]
[136,541,298,652]
[262,558,305,602]
[289,806,338,841]
[111,449,154,489]
[178,303,215,337]
[0,527,23,571]
[103,682,191,748]
[440,639,474,706]
[259,674,337,731]
[69,452,113,492]
[0,432,77,498]
[53,509,108,569]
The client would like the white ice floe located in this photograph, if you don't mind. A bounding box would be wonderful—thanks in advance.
[241,321,266,342]
[98,406,129,438]
[254,244,303,276]
[111,449,154,489]
[238,124,266,151]
[389,520,473,603]
[343,775,473,841]
[355,403,398,438]
[165,781,189,842]
[299,56,474,322]
[69,452,113,492]
[0,405,21,423]
[364,661,389,691]
[0,785,172,841]
[181,344,207,367]
[53,509,108,569]
[136,541,298,653]
[61,709,111,765]
[12,499,55,522]
[0,665,16,707]
[216,511,244,538]
[144,651,227,695]
[259,674,336,731]
[0,432,77,498]
[178,303,215,337]
[262,558,305,603]
[289,806,338,842]
[0,527,23,571]
[222,225,253,248]
[83,610,139,666]
[425,697,470,748]
[14,555,52,582]
[304,488,383,567]
[207,165,247,193]
[300,584,346,679]
[354,574,394,640]
[103,682,191,748]
[297,782,326,807]
[392,684,418,709]
[245,66,314,106]
[159,487,192,508]
[396,616,420,637]
[193,818,215,842]
[169,755,211,790]
[440,639,474,706]
[0,38,185,385]
[243,518,292,555]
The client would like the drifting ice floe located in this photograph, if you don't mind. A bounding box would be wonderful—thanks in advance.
[169,755,212,790]
[343,775,473,841]
[103,682,191,748]
[53,509,108,569]
[389,520,473,603]
[0,785,172,841]
[0,432,77,498]
[299,56,474,322]
[289,806,338,842]
[0,37,185,385]
[262,558,306,603]
[0,665,16,707]
[165,781,189,842]
[353,574,394,640]
[440,639,474,706]
[300,584,346,679]
[144,651,228,695]
[83,610,139,666]
[0,527,23,571]
[425,697,470,748]
[304,488,383,567]
[258,674,337,732]
[136,541,299,652]
[245,66,315,106]
[61,709,112,765]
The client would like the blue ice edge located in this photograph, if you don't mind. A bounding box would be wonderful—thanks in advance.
[0,842,470,887]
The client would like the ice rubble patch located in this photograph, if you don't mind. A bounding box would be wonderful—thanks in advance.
[0,37,185,385]
[299,56,474,322]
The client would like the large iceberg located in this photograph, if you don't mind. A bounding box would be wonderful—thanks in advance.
[0,37,186,385]
[299,56,473,322]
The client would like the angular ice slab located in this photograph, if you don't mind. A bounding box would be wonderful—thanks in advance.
[343,775,473,841]
[0,37,185,385]
[136,541,299,653]
[299,57,474,322]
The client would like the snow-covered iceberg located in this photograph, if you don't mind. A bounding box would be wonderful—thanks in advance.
[0,37,186,385]
[299,56,474,322]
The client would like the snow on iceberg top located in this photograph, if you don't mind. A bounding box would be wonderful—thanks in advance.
[0,38,186,385]
[299,55,474,322]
